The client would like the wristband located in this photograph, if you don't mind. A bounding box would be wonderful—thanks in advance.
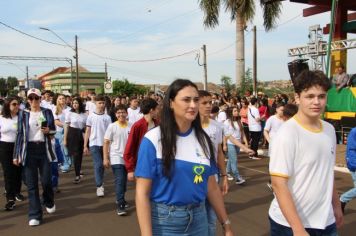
[221,219,231,228]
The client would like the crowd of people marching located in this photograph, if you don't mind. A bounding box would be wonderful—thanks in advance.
[0,69,355,235]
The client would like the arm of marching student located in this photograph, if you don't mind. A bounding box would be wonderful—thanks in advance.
[207,176,233,236]
[227,136,255,156]
[103,139,111,169]
[332,182,343,228]
[217,143,228,195]
[271,176,309,236]
[13,110,24,166]
[124,125,137,181]
[63,122,69,146]
[83,126,91,155]
[136,177,153,236]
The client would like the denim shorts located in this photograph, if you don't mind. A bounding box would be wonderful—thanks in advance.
[151,201,208,236]
[269,217,338,236]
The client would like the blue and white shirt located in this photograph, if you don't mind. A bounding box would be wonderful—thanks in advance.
[135,127,218,206]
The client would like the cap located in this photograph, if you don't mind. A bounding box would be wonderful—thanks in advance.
[27,88,41,97]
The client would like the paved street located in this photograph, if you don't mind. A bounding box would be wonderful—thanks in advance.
[0,153,355,236]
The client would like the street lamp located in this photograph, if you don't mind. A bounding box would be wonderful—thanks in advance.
[40,27,79,94]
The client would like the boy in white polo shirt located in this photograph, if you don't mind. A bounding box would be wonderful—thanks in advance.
[103,105,131,216]
[269,70,343,235]
[84,95,112,197]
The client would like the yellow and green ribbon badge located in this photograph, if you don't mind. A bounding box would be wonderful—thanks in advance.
[193,165,205,184]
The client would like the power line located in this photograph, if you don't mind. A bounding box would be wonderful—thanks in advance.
[80,47,199,63]
[256,13,302,31]
[0,21,66,47]
[208,31,252,56]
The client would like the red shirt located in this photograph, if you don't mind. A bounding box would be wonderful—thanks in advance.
[123,117,158,172]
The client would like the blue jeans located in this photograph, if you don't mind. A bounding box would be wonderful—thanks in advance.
[24,142,54,220]
[151,201,208,236]
[269,217,338,236]
[340,171,356,203]
[89,146,104,187]
[51,162,59,188]
[55,131,71,170]
[226,144,241,179]
[111,164,127,205]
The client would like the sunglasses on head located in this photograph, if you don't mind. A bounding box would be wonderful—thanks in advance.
[28,95,40,101]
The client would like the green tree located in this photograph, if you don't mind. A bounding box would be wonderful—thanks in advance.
[112,79,149,97]
[0,78,6,96]
[220,75,235,94]
[239,68,253,95]
[199,0,282,87]
[7,76,18,90]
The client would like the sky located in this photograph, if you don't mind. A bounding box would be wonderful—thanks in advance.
[0,0,355,85]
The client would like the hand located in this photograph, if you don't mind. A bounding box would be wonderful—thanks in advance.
[103,158,110,169]
[220,176,229,195]
[246,148,255,156]
[223,145,227,152]
[333,203,344,228]
[127,172,135,181]
[292,230,310,236]
[223,225,233,236]
[41,127,50,134]
[13,159,20,166]
[83,147,89,155]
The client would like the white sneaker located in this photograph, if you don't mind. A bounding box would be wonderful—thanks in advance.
[46,204,56,214]
[235,178,246,185]
[227,174,234,181]
[96,186,104,197]
[29,219,40,226]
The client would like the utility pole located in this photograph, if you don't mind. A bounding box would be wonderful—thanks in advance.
[75,35,79,94]
[253,25,257,96]
[26,66,29,89]
[105,62,108,81]
[202,44,208,91]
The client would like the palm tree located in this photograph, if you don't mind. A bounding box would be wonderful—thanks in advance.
[199,0,282,88]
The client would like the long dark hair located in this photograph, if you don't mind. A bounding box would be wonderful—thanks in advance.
[160,79,215,177]
[226,106,244,135]
[2,96,19,119]
[71,97,85,114]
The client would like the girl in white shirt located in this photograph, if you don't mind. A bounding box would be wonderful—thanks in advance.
[0,96,23,211]
[64,97,87,183]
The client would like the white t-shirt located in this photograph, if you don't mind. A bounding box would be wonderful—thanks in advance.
[85,101,96,115]
[65,111,87,130]
[127,107,142,124]
[264,115,284,141]
[86,112,112,147]
[217,111,227,123]
[203,119,223,162]
[269,118,336,229]
[52,106,71,133]
[223,119,242,145]
[40,100,54,110]
[104,121,131,165]
[0,115,18,142]
[28,111,45,142]
[247,106,261,132]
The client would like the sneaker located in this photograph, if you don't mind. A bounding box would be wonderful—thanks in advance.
[235,178,246,185]
[29,219,41,226]
[96,186,104,197]
[80,172,84,178]
[124,201,130,209]
[73,176,81,184]
[61,168,70,173]
[227,174,234,181]
[249,156,261,160]
[117,205,127,216]
[5,200,16,211]
[46,204,56,214]
[341,201,346,214]
[15,193,25,202]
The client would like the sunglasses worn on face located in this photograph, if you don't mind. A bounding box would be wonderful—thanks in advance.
[28,96,40,101]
